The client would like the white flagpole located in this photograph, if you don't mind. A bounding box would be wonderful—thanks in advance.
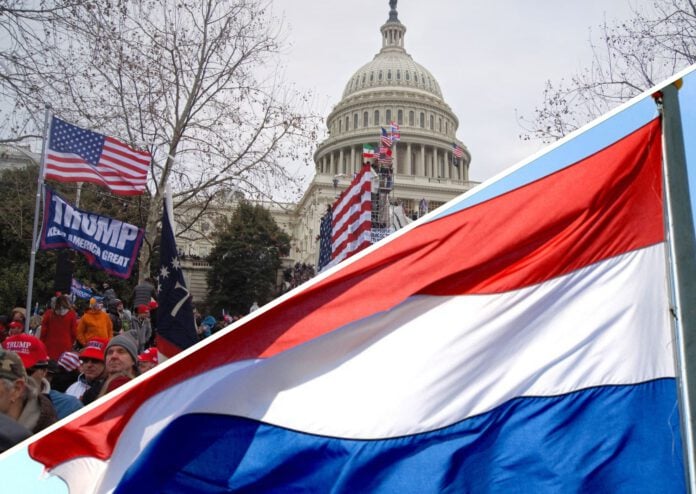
[660,81,696,492]
[25,106,52,333]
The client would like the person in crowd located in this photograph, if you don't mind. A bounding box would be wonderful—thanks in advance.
[137,347,158,373]
[147,300,158,347]
[3,334,80,420]
[40,294,78,360]
[44,360,83,419]
[28,311,42,336]
[0,315,8,343]
[9,307,25,327]
[95,334,140,399]
[101,282,117,308]
[0,350,32,451]
[113,299,132,333]
[130,305,153,353]
[50,351,81,393]
[76,298,113,348]
[106,299,123,336]
[0,410,31,453]
[7,321,23,337]
[0,340,57,433]
[197,315,216,340]
[132,278,156,308]
[67,338,108,405]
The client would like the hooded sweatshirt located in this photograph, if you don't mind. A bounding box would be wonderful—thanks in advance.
[76,309,113,346]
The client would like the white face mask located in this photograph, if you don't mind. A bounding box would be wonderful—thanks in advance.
[56,308,68,316]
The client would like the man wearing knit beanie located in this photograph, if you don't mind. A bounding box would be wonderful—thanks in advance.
[98,334,140,399]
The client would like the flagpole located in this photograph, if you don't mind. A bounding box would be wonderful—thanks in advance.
[659,81,696,492]
[25,106,51,333]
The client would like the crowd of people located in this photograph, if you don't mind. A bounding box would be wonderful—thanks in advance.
[0,279,245,452]
[0,291,162,452]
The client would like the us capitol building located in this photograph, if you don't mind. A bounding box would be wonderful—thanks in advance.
[178,1,478,301]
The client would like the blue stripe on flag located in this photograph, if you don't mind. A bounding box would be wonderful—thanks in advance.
[115,379,684,493]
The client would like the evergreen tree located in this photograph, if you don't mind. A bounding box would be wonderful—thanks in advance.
[207,201,290,315]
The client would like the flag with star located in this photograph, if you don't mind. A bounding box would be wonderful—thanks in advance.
[156,187,198,358]
[45,116,151,195]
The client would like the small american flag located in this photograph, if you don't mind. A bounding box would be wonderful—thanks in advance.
[45,117,151,196]
[390,121,400,141]
[453,143,464,158]
[378,146,393,166]
[380,127,392,148]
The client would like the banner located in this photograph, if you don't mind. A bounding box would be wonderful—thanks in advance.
[70,278,101,301]
[40,187,144,279]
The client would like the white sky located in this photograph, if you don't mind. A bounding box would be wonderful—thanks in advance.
[278,0,652,183]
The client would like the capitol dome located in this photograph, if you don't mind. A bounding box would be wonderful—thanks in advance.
[342,34,443,100]
[292,0,476,265]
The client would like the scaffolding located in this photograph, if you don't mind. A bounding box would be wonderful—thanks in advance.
[370,159,395,244]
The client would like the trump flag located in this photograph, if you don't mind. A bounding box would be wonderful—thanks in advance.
[22,116,684,492]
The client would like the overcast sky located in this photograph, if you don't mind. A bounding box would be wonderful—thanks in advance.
[277,0,653,183]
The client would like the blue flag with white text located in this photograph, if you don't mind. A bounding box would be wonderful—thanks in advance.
[40,186,143,278]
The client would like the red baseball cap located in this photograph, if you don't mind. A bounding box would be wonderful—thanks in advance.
[136,304,150,315]
[2,334,49,369]
[80,338,108,362]
[138,347,158,364]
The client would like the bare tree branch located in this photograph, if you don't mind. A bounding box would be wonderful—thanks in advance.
[519,0,696,142]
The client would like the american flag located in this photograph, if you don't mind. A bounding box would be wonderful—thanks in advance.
[45,117,151,196]
[318,164,372,270]
[452,143,464,167]
[380,127,392,147]
[390,121,401,141]
[378,146,393,166]
[317,206,333,271]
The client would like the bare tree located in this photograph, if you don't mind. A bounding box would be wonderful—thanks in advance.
[0,0,319,278]
[520,0,696,142]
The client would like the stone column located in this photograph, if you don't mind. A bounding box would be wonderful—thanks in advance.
[339,149,344,174]
[418,144,425,177]
[350,146,356,174]
[444,150,450,179]
[406,143,412,176]
[330,152,335,176]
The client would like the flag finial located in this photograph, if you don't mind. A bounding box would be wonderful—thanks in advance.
[389,0,398,21]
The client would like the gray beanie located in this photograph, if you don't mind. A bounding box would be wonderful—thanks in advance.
[105,333,138,365]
